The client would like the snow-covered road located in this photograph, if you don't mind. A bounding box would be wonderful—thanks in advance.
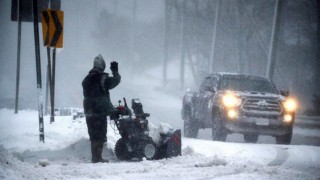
[196,115,320,146]
[0,109,320,179]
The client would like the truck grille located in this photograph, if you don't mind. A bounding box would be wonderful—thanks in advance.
[242,99,282,113]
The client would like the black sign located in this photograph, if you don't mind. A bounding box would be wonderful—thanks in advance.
[11,0,61,22]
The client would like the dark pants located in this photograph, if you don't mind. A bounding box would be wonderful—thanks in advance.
[86,115,107,142]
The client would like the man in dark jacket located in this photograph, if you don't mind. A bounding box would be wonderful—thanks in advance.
[82,54,121,163]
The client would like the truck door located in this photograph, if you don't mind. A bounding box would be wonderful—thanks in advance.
[196,76,217,123]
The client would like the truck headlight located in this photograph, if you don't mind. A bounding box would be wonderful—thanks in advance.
[227,109,237,119]
[283,114,293,123]
[282,98,297,112]
[222,92,242,108]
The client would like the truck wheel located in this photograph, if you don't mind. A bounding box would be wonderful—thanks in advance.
[183,110,199,138]
[115,138,132,160]
[212,112,227,141]
[244,134,258,143]
[276,129,292,144]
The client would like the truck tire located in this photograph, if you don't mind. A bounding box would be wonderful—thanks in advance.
[183,109,199,138]
[244,134,258,143]
[115,138,132,160]
[276,128,292,144]
[212,111,227,141]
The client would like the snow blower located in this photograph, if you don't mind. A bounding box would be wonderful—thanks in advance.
[110,98,181,161]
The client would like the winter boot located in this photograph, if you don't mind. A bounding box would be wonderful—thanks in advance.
[96,141,109,163]
[91,141,100,163]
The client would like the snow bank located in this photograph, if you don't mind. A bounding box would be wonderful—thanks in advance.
[0,109,89,152]
[0,146,43,179]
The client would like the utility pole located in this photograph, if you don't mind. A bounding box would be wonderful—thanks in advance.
[163,0,170,87]
[180,0,185,90]
[128,0,137,66]
[209,0,220,74]
[14,0,22,114]
[266,0,283,81]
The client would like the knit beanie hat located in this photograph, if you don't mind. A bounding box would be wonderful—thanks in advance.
[93,54,106,71]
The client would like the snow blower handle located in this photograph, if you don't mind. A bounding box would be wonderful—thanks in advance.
[123,97,132,119]
[123,97,128,108]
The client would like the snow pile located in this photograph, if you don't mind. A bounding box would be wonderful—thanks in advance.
[0,146,42,179]
[148,122,173,143]
[38,159,50,167]
[194,155,227,167]
[0,109,89,152]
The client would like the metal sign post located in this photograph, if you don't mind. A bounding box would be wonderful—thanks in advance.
[41,9,64,124]
[46,47,52,117]
[33,0,44,142]
[40,6,64,140]
[51,47,56,123]
[11,0,61,142]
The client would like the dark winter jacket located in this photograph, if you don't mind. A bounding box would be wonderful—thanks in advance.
[82,68,121,116]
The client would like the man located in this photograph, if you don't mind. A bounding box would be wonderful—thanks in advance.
[82,54,121,163]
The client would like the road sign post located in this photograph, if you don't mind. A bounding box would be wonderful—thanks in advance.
[11,0,62,142]
[51,48,56,123]
[41,9,64,124]
[33,0,44,143]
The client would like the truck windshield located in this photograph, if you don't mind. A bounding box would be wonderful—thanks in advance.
[219,77,278,94]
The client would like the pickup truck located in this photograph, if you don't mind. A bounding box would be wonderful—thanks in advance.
[181,73,297,144]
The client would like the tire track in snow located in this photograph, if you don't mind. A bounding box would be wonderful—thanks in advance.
[268,147,289,166]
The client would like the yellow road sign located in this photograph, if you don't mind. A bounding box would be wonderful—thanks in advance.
[41,10,64,48]
[42,10,50,46]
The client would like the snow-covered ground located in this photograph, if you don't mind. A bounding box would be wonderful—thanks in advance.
[1,68,320,179]
[1,109,320,179]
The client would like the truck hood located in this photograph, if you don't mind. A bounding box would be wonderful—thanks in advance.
[233,91,284,101]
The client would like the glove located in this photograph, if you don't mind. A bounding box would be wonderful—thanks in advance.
[110,61,118,73]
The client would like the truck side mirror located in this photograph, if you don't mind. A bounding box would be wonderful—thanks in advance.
[280,90,289,97]
[204,86,216,92]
